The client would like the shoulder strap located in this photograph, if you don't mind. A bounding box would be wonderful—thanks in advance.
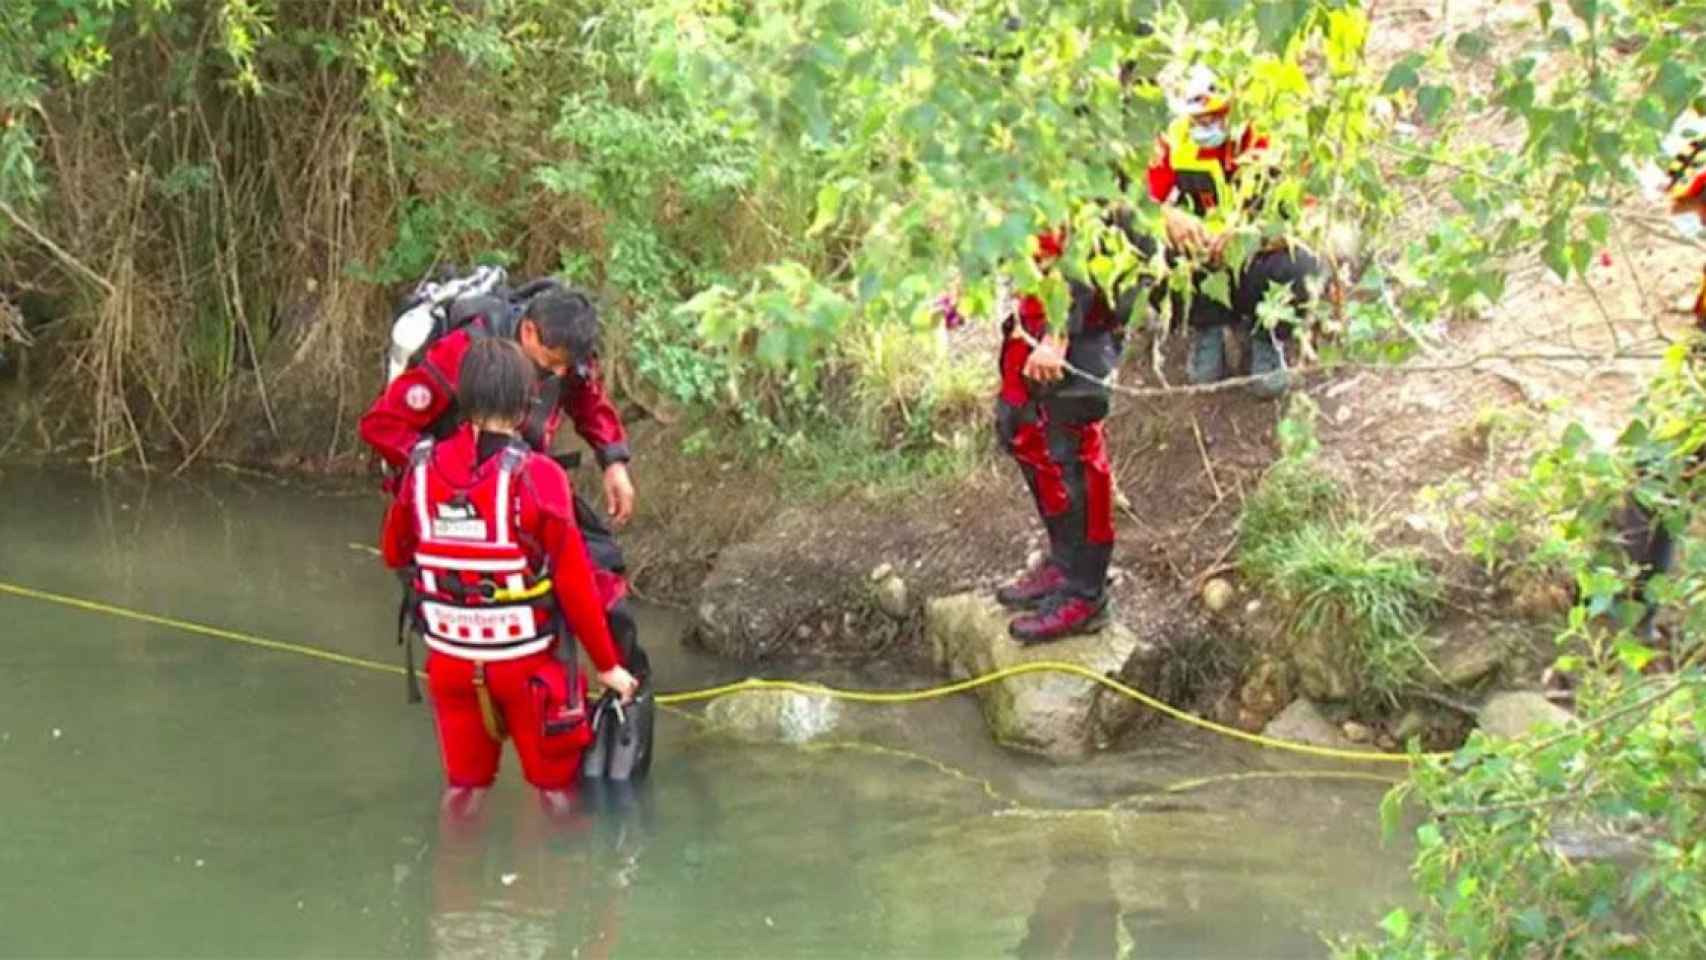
[491,438,531,547]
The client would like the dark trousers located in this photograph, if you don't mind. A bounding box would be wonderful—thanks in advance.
[1618,496,1676,632]
[1129,234,1322,337]
[1183,246,1322,338]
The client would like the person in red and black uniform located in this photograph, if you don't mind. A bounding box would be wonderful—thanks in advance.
[381,337,638,816]
[1145,65,1320,397]
[993,231,1131,643]
[1619,112,1706,638]
[361,288,641,656]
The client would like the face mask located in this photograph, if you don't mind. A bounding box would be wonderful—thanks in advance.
[1673,210,1705,240]
[1189,120,1229,148]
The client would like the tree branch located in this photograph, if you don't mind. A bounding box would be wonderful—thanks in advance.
[0,198,117,297]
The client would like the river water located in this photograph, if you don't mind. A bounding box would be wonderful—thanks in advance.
[0,465,1409,958]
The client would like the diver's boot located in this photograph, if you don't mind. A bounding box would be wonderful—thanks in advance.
[996,562,1068,610]
[1008,594,1110,644]
[1247,334,1292,399]
[1187,328,1228,385]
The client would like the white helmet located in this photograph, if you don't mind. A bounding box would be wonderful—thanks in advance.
[1169,64,1230,118]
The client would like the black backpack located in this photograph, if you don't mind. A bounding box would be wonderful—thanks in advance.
[385,265,568,385]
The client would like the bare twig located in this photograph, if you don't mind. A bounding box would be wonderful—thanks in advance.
[0,198,118,296]
[1190,414,1224,501]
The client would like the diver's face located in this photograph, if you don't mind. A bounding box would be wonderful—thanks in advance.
[517,320,573,378]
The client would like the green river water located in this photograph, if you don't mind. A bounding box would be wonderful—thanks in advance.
[0,465,1410,958]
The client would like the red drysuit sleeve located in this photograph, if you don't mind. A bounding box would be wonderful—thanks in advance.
[561,359,630,468]
[358,332,466,469]
[526,457,621,672]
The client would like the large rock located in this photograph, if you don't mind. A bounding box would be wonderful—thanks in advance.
[1430,639,1503,688]
[703,690,842,743]
[1261,699,1358,750]
[925,593,1146,760]
[1478,690,1574,740]
[1290,624,1359,703]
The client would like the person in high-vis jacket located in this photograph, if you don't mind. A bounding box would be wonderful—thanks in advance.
[381,337,638,818]
[1145,65,1321,398]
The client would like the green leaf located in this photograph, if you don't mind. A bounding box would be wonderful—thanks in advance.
[1254,0,1311,53]
[1379,784,1408,842]
[1615,638,1657,672]
[1453,29,1491,61]
[807,181,843,237]
[1380,908,1412,939]
[1200,270,1232,309]
[1418,85,1455,124]
[1382,55,1423,95]
[1514,907,1550,940]
[1651,60,1698,116]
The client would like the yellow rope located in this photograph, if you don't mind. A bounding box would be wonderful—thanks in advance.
[0,578,1444,765]
[653,670,1441,764]
[0,580,410,677]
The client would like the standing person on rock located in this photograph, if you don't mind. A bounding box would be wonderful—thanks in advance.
[1143,64,1322,398]
[990,230,1133,643]
[380,337,638,816]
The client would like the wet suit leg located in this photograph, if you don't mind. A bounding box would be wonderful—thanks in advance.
[1012,413,1113,602]
[1010,416,1073,572]
[1046,418,1115,601]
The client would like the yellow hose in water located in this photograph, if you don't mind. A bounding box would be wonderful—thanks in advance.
[0,579,1446,765]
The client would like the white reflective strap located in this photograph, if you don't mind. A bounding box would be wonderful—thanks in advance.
[411,457,431,535]
[421,570,438,594]
[413,552,528,573]
[422,635,552,662]
[494,461,513,547]
[505,573,526,594]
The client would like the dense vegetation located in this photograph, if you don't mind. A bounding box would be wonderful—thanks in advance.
[5,1,1706,955]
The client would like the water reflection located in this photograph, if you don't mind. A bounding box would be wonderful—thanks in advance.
[1014,839,1119,960]
[427,785,651,960]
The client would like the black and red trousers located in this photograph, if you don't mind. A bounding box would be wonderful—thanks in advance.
[997,398,1115,601]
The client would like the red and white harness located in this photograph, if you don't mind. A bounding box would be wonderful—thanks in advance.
[408,440,557,662]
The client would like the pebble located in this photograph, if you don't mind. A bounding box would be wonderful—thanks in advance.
[51,728,62,739]
[1341,721,1372,743]
[501,873,518,886]
[1201,578,1234,612]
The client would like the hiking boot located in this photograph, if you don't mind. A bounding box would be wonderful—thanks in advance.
[1187,328,1227,384]
[996,563,1067,610]
[1247,334,1292,399]
[1008,594,1110,644]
